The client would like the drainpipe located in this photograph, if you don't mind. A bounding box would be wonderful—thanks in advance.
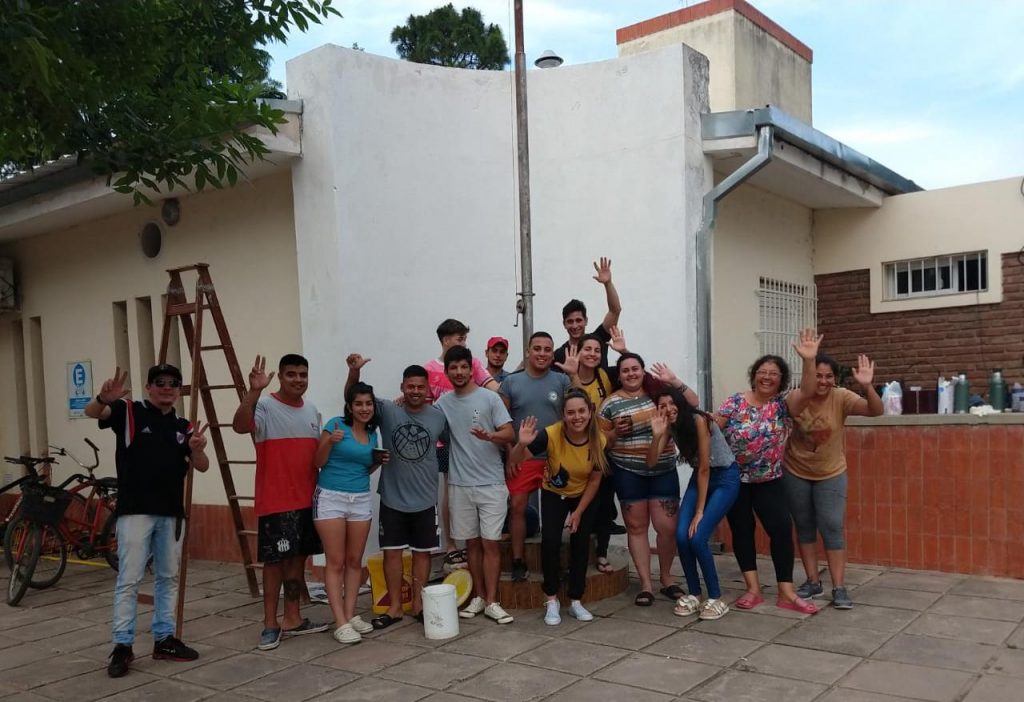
[695,125,775,407]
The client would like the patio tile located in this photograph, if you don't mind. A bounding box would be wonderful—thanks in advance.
[97,678,218,701]
[592,652,720,694]
[376,651,496,690]
[871,571,964,593]
[0,654,98,690]
[927,594,1024,622]
[177,614,251,641]
[30,668,158,702]
[951,577,1024,602]
[512,638,628,675]
[906,613,1016,645]
[545,678,674,702]
[691,611,799,641]
[441,628,551,660]
[838,660,975,702]
[309,677,432,702]
[565,617,675,650]
[688,669,825,702]
[4,616,94,642]
[234,662,357,701]
[774,619,893,657]
[643,630,762,665]
[963,675,1023,702]
[739,643,860,684]
[872,633,998,672]
[130,642,236,673]
[36,624,115,654]
[260,630,344,662]
[374,618,475,648]
[499,609,586,637]
[316,639,425,674]
[449,661,577,701]
[985,647,1024,678]
[850,586,943,611]
[172,652,293,690]
[813,604,920,632]
[816,690,933,702]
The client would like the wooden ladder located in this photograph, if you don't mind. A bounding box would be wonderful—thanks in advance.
[158,263,260,634]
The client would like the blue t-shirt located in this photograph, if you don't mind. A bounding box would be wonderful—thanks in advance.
[318,417,378,493]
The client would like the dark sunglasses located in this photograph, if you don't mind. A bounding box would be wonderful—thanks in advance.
[152,379,181,388]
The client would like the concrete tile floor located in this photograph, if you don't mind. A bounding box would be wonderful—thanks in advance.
[1,556,1024,701]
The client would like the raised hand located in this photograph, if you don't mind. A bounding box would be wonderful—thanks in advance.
[792,328,823,361]
[517,416,539,446]
[248,355,275,392]
[554,344,580,375]
[99,367,131,404]
[328,426,345,444]
[188,423,208,452]
[609,326,627,354]
[592,257,613,285]
[347,353,371,371]
[650,362,680,387]
[612,415,633,438]
[470,426,493,443]
[852,354,875,387]
[650,407,669,438]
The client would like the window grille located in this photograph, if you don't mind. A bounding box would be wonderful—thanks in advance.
[757,277,817,374]
[884,251,987,300]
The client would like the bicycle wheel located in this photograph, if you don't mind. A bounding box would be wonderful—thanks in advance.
[2,505,22,573]
[28,523,67,589]
[7,523,42,606]
[101,511,120,570]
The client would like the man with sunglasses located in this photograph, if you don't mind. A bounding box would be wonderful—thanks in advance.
[86,364,210,678]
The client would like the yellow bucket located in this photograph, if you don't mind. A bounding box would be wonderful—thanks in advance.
[366,551,413,614]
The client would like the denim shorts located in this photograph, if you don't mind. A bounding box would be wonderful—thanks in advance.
[611,468,681,504]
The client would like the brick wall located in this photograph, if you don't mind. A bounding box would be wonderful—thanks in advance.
[815,252,1024,396]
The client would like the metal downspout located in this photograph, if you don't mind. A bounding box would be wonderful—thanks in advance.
[695,125,775,407]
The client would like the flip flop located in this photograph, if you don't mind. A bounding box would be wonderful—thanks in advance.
[596,558,614,574]
[282,618,329,636]
[734,592,764,610]
[371,613,404,630]
[634,590,655,607]
[659,584,686,600]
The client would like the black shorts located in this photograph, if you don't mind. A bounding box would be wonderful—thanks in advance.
[437,443,449,474]
[378,503,438,552]
[257,508,322,564]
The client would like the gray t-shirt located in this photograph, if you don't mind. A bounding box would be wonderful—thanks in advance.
[708,421,736,469]
[499,369,570,458]
[434,388,512,487]
[375,401,449,512]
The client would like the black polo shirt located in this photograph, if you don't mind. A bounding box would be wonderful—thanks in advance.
[99,399,193,517]
[553,323,615,380]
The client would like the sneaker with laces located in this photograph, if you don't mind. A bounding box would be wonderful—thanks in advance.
[511,559,529,582]
[796,579,824,599]
[152,636,199,662]
[544,600,561,626]
[484,602,514,624]
[333,623,361,644]
[673,594,701,617]
[568,600,593,621]
[107,644,134,678]
[348,615,375,634]
[831,586,853,609]
[459,596,486,619]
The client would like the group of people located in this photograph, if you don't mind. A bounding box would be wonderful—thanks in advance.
[89,256,884,679]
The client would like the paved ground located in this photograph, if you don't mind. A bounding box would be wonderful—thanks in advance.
[1,553,1023,702]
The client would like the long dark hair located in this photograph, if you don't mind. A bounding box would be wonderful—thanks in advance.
[343,381,379,431]
[654,387,712,465]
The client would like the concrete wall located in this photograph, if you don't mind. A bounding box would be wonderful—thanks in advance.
[618,10,812,123]
[287,45,712,414]
[711,181,814,407]
[0,172,301,506]
[814,176,1022,314]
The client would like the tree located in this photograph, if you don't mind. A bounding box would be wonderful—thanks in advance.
[391,4,509,71]
[0,1,339,203]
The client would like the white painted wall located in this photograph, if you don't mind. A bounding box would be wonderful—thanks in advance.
[287,45,712,414]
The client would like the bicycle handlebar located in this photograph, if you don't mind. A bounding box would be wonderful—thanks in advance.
[3,456,56,467]
[47,438,100,472]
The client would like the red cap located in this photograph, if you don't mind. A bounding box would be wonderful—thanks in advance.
[486,336,509,350]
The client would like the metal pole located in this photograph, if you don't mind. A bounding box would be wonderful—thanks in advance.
[513,0,534,354]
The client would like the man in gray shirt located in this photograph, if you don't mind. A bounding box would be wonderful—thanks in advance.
[344,355,448,629]
[434,346,515,624]
[500,331,571,581]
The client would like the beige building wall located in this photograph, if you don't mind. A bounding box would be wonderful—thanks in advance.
[618,9,812,123]
[712,181,814,407]
[814,176,1021,314]
[0,171,302,505]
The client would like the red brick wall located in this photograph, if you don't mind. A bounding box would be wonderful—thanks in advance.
[714,422,1024,578]
[815,252,1024,396]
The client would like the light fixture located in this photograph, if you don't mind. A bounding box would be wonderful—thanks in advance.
[534,50,563,69]
[161,198,181,226]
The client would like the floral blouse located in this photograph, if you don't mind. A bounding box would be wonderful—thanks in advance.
[717,392,791,483]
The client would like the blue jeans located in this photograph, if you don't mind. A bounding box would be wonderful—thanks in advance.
[676,463,740,599]
[112,515,182,645]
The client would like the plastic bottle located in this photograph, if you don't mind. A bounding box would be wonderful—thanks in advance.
[989,369,1006,411]
[953,372,970,414]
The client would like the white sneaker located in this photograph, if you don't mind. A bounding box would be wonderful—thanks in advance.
[568,600,593,622]
[459,596,486,619]
[333,623,361,644]
[348,615,374,634]
[544,600,561,626]
[484,602,514,624]
[673,594,701,617]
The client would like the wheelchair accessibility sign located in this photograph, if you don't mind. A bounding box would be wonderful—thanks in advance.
[67,361,93,419]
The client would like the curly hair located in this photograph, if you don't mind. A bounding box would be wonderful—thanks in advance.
[747,355,791,393]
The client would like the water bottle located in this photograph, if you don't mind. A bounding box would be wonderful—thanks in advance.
[989,369,1007,412]
[953,372,970,414]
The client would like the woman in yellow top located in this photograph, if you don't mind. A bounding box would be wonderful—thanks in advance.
[510,388,608,626]
[784,353,882,610]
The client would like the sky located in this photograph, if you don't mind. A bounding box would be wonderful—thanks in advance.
[267,0,1024,190]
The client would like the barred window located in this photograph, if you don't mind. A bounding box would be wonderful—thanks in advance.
[757,277,817,373]
[884,251,987,300]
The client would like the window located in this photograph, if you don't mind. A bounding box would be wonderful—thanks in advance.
[757,277,817,374]
[884,251,987,300]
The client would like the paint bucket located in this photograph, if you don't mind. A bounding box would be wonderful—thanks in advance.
[421,584,459,640]
[366,551,413,615]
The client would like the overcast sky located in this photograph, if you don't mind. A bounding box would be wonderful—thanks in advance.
[267,0,1024,190]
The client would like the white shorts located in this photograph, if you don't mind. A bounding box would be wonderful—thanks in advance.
[313,487,373,522]
[448,483,508,541]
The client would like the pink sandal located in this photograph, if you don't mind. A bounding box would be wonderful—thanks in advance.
[777,596,818,614]
[734,592,764,610]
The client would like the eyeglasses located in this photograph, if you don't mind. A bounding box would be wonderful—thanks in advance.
[152,379,181,388]
[755,371,781,379]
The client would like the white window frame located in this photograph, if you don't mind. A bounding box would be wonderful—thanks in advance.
[884,251,988,300]
[756,277,817,373]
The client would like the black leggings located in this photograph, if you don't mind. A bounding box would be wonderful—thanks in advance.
[592,478,617,559]
[726,478,794,584]
[541,490,597,600]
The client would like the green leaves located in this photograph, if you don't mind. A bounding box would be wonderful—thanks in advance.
[391,4,510,71]
[0,0,341,203]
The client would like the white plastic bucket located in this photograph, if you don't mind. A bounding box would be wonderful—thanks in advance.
[421,584,460,640]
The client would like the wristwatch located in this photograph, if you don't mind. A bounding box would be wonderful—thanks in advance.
[95,394,109,406]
